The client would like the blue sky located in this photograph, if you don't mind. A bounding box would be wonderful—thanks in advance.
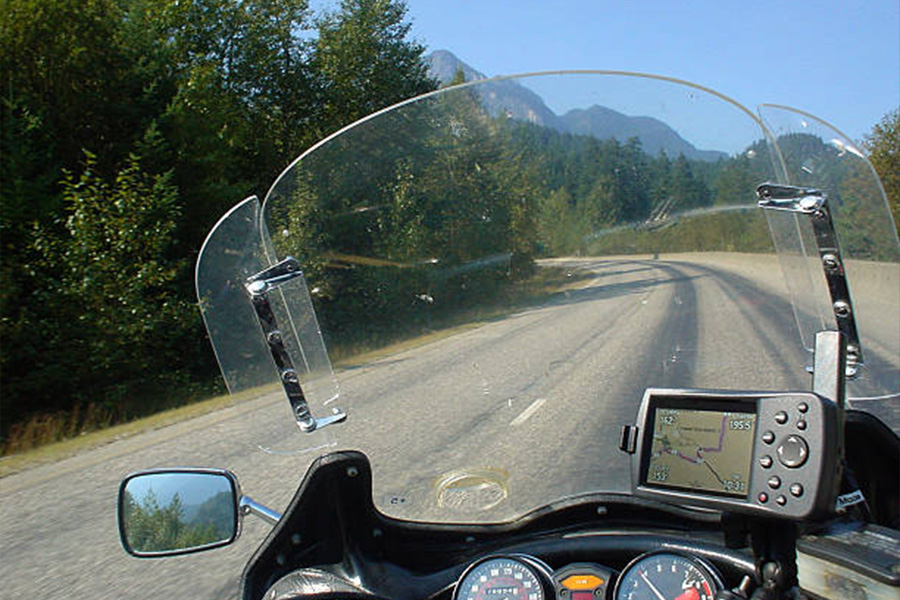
[398,1,898,145]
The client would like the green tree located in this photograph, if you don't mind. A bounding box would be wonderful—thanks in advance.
[1,0,444,448]
[863,109,899,231]
[313,0,435,134]
[538,187,579,256]
[2,153,197,426]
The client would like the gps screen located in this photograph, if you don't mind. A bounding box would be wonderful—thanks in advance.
[644,405,757,498]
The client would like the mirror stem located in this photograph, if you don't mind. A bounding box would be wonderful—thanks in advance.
[239,495,282,526]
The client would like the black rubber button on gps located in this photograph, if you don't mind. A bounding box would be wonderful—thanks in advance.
[777,435,809,468]
[762,431,776,444]
[760,455,773,468]
[790,483,804,497]
[775,411,789,425]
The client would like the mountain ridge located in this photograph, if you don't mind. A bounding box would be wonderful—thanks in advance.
[425,50,725,161]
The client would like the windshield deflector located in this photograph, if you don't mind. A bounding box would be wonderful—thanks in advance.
[196,197,341,454]
[760,105,900,423]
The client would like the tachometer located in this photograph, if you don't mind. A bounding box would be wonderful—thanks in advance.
[454,555,550,600]
[614,552,723,600]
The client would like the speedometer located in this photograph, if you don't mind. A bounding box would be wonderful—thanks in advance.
[453,556,550,600]
[614,552,723,600]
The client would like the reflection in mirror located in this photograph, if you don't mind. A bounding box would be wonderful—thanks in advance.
[118,469,239,557]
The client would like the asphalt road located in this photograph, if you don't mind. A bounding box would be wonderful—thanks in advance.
[0,254,895,599]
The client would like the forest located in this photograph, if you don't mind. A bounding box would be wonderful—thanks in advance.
[122,487,235,553]
[1,0,897,453]
[0,0,436,450]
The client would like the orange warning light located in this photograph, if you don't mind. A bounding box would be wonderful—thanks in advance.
[561,574,605,590]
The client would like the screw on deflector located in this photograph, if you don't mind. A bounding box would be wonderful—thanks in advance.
[800,197,821,211]
[267,331,283,344]
[822,254,839,270]
[247,281,267,295]
[833,301,851,318]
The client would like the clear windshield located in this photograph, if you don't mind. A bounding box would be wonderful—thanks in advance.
[198,72,899,523]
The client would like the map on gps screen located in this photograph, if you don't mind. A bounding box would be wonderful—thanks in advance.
[646,407,757,497]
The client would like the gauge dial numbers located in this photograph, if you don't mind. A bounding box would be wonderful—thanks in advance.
[613,552,723,600]
[453,556,550,600]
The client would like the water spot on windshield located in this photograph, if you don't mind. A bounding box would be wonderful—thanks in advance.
[434,468,509,512]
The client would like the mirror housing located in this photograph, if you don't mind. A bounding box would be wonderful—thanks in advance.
[118,468,240,557]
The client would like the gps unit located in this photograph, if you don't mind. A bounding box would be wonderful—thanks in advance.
[620,388,840,519]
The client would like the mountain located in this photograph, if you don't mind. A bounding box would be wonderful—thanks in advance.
[426,50,559,128]
[425,50,725,161]
[557,106,726,161]
[426,49,489,85]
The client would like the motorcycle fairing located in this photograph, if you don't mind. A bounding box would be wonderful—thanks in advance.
[237,451,755,600]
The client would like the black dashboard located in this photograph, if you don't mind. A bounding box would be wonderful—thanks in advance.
[239,452,757,600]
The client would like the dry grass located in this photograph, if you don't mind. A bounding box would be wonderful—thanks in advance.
[2,403,115,456]
[0,386,274,477]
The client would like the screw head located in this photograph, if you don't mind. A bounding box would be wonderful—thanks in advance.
[833,301,851,318]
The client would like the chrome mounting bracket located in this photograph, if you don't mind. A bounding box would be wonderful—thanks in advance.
[757,183,863,377]
[246,257,346,433]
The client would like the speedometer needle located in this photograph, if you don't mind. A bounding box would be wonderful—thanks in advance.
[639,571,668,600]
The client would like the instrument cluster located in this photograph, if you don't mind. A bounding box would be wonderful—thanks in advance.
[453,551,723,600]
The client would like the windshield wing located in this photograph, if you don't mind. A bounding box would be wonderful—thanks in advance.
[196,197,342,455]
[759,104,900,426]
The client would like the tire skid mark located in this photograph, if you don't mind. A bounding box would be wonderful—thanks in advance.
[666,260,806,380]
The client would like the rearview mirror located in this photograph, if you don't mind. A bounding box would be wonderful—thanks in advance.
[118,468,240,557]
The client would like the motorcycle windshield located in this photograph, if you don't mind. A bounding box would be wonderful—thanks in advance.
[203,72,897,523]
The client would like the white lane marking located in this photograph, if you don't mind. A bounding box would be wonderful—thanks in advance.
[510,398,546,427]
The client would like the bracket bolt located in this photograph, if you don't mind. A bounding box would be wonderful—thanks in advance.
[247,280,267,295]
[833,301,851,318]
[799,197,820,211]
[822,254,840,270]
